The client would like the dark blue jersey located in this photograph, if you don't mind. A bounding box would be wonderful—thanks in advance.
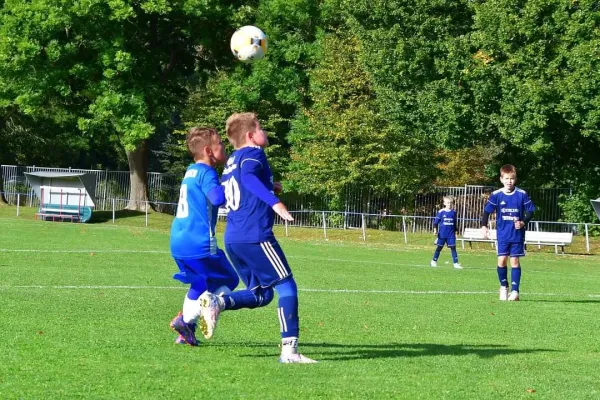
[484,187,536,243]
[170,163,222,259]
[434,209,458,238]
[221,146,280,244]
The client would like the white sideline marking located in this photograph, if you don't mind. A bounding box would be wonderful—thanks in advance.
[0,284,599,298]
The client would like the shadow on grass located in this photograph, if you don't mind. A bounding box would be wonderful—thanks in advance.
[233,342,558,361]
[90,210,146,223]
[524,299,600,304]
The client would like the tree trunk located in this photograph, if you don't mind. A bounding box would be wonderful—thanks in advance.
[0,165,7,204]
[126,141,150,211]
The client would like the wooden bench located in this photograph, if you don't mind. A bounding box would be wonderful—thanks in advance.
[525,231,573,254]
[459,228,497,249]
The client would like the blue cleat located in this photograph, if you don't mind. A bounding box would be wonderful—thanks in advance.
[170,312,199,346]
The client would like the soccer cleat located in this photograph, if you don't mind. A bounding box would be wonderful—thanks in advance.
[499,286,508,301]
[170,312,198,346]
[199,292,224,339]
[174,335,186,344]
[453,263,463,269]
[279,353,318,364]
[508,290,520,301]
[430,260,437,267]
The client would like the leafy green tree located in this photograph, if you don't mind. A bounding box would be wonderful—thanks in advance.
[0,0,240,209]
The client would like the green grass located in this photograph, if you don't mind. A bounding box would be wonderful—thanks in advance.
[1,210,600,399]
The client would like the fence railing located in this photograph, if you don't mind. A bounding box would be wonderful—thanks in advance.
[2,164,572,221]
[2,192,599,255]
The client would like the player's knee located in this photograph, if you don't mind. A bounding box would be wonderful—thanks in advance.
[436,245,444,252]
[274,276,298,298]
[257,287,274,306]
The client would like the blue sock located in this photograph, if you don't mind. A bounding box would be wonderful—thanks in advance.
[222,287,274,310]
[497,267,508,287]
[432,246,443,261]
[274,277,299,339]
[450,247,458,263]
[511,267,521,292]
[187,280,207,300]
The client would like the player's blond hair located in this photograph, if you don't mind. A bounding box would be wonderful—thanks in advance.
[186,127,219,159]
[443,195,455,208]
[226,112,259,148]
[500,164,517,177]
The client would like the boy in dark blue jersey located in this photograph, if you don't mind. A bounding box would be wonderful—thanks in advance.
[481,164,535,301]
[169,127,240,346]
[430,195,462,269]
[199,112,317,364]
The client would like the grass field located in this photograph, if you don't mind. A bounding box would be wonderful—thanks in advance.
[1,208,600,399]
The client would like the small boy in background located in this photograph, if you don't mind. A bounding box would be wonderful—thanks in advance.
[430,195,462,269]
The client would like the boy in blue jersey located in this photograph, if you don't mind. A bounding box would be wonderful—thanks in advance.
[199,112,317,364]
[169,127,240,346]
[430,195,462,269]
[481,164,535,301]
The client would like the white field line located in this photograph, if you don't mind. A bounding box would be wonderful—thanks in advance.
[0,284,599,298]
[1,249,599,280]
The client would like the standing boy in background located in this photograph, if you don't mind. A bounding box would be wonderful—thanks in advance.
[169,127,240,346]
[430,195,462,269]
[199,112,317,364]
[481,164,535,301]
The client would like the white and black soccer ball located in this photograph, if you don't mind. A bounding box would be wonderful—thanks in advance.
[230,25,268,63]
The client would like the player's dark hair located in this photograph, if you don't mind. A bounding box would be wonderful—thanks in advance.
[187,127,219,159]
[226,112,258,148]
[500,164,517,177]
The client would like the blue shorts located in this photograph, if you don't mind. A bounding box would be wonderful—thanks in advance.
[173,249,240,292]
[435,236,456,247]
[497,242,525,257]
[225,239,292,290]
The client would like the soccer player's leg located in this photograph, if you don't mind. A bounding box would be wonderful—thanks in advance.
[496,243,510,301]
[508,242,525,301]
[170,259,208,346]
[447,237,462,269]
[205,249,240,295]
[431,238,444,267]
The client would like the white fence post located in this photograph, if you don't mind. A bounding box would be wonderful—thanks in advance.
[112,199,116,223]
[322,211,327,240]
[585,224,590,253]
[145,201,149,226]
[361,213,366,241]
[285,219,289,237]
[402,216,408,244]
[16,194,20,216]
[535,221,541,249]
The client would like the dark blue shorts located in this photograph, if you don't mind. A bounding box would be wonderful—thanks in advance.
[225,239,292,290]
[497,242,525,257]
[173,249,240,292]
[435,236,456,247]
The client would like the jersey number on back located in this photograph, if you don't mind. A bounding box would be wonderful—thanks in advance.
[176,184,189,218]
[222,177,240,211]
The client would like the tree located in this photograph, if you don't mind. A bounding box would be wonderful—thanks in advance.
[0,0,240,210]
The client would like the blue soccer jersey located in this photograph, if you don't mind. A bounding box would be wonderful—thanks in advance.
[170,163,222,259]
[484,187,536,243]
[434,209,458,238]
[221,146,279,244]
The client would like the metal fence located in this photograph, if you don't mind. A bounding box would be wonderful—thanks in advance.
[1,164,572,222]
[2,194,599,255]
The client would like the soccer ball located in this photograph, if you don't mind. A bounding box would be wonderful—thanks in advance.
[230,26,268,63]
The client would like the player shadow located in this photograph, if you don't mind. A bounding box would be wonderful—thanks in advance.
[90,210,146,223]
[237,342,557,361]
[524,299,600,304]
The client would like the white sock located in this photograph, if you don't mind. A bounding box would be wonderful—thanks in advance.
[281,337,299,356]
[182,294,202,324]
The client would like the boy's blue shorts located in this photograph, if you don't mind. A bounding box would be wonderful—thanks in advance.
[225,239,292,290]
[497,242,525,257]
[435,236,456,248]
[173,249,239,292]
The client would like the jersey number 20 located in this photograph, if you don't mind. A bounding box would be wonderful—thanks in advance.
[222,177,240,211]
[176,184,188,218]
